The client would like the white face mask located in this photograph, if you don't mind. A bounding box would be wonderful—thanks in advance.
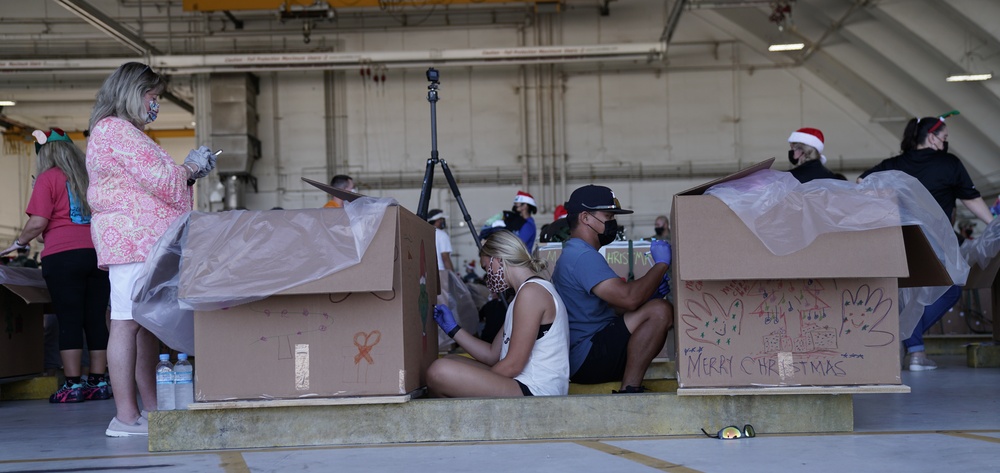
[146,100,159,124]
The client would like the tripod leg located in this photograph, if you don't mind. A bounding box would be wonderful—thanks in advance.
[439,159,482,252]
[416,158,437,220]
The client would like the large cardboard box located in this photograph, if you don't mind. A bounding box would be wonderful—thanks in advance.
[672,160,951,388]
[188,205,439,401]
[0,268,48,379]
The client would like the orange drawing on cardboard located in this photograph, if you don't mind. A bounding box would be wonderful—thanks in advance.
[353,330,382,365]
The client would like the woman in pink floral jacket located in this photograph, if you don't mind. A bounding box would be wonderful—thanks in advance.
[87,62,215,438]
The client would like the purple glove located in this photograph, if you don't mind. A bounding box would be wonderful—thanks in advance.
[433,304,461,338]
[650,239,671,266]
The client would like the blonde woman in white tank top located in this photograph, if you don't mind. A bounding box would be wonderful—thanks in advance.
[427,230,569,397]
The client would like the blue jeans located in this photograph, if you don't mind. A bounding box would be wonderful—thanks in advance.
[903,285,962,353]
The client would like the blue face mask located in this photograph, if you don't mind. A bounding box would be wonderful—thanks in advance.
[146,100,159,124]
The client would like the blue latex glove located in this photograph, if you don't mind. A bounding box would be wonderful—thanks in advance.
[184,146,213,179]
[650,239,672,266]
[433,304,460,337]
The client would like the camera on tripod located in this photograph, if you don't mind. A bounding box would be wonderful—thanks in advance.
[415,67,481,250]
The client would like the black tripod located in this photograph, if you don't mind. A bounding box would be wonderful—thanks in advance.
[415,68,482,252]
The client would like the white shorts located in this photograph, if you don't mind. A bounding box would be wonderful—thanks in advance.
[109,262,144,321]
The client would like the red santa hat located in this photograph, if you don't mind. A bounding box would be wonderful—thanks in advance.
[787,127,827,164]
[513,190,536,207]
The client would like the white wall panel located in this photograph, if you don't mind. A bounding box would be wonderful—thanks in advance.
[665,71,736,163]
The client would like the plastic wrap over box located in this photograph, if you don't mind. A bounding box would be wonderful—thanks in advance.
[672,159,953,388]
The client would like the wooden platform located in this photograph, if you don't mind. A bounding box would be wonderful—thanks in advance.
[188,389,423,410]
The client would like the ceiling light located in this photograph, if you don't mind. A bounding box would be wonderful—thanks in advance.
[768,43,805,52]
[945,73,992,82]
[0,100,15,106]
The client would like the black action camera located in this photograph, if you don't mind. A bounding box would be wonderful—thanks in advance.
[426,68,439,83]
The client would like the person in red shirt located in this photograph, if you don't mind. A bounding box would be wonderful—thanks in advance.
[2,128,111,403]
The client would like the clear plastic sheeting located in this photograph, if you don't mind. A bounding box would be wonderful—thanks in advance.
[437,270,480,351]
[0,266,47,288]
[131,197,395,354]
[961,216,1000,270]
[705,169,968,340]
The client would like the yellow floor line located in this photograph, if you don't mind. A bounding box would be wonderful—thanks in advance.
[218,451,251,473]
[575,440,704,473]
[941,432,1000,444]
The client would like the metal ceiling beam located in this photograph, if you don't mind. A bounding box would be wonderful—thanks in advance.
[55,0,162,56]
[799,0,869,63]
[0,42,666,74]
[660,0,689,44]
[182,0,557,12]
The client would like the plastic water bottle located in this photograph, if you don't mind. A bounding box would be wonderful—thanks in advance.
[173,353,194,410]
[155,354,175,411]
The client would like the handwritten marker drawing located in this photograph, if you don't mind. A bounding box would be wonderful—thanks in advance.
[751,279,835,354]
[840,284,895,347]
[418,239,430,351]
[348,330,382,384]
[682,292,744,348]
[247,302,332,360]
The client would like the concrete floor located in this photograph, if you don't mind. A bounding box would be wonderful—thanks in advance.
[0,355,997,473]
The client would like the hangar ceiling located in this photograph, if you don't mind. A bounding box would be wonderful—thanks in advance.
[2,0,999,192]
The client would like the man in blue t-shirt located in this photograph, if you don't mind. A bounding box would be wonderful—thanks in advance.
[551,185,674,393]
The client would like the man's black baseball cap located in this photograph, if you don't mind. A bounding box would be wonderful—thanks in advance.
[565,185,633,215]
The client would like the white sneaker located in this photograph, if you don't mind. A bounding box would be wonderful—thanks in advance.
[105,416,148,437]
[907,353,938,371]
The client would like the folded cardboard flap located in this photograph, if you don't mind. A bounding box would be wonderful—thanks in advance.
[675,158,775,197]
[1,284,51,305]
[898,225,953,288]
[302,177,363,204]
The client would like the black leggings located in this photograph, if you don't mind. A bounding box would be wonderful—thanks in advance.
[41,249,110,351]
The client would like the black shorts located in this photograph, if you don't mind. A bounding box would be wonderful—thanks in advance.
[516,380,534,396]
[571,319,631,384]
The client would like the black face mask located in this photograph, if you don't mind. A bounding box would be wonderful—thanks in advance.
[588,213,618,246]
[788,149,798,165]
[941,141,949,153]
[654,226,665,236]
